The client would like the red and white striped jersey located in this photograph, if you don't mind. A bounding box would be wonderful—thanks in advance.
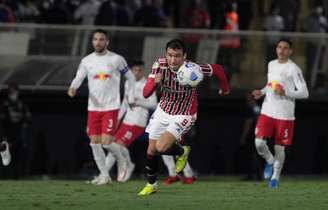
[149,57,215,115]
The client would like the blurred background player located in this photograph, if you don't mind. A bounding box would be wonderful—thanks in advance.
[68,29,136,185]
[252,38,309,188]
[162,153,195,185]
[105,60,157,182]
[0,82,30,178]
[138,39,230,196]
[0,139,11,167]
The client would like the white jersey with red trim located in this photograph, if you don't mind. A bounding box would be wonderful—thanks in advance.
[119,77,157,127]
[70,50,129,111]
[261,59,309,120]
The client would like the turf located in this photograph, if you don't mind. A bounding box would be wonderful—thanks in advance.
[0,177,328,210]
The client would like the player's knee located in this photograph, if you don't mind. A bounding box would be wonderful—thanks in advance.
[255,138,266,153]
[155,142,169,153]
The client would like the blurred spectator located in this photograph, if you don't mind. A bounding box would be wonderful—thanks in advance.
[236,0,253,30]
[0,0,16,23]
[275,0,299,32]
[113,0,132,26]
[217,1,240,80]
[94,0,115,25]
[182,0,210,59]
[74,0,101,25]
[206,0,225,29]
[39,0,72,24]
[163,0,181,27]
[303,5,327,82]
[0,82,31,178]
[182,0,210,29]
[133,0,167,27]
[17,0,39,22]
[264,3,284,65]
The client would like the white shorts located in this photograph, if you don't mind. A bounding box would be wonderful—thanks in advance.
[145,106,197,141]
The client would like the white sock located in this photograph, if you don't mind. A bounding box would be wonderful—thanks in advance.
[103,143,125,164]
[271,145,285,181]
[90,143,109,177]
[120,146,133,165]
[183,161,194,178]
[162,155,177,177]
[255,138,274,165]
[105,152,116,173]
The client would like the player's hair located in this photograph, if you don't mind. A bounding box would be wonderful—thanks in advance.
[91,29,109,39]
[166,39,186,54]
[276,38,293,48]
[131,60,145,67]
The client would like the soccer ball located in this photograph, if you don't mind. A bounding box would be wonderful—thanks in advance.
[177,61,204,87]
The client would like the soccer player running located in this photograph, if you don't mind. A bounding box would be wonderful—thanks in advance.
[138,39,230,196]
[105,60,158,182]
[68,29,136,185]
[252,38,309,188]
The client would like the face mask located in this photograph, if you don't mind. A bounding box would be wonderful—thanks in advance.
[9,93,18,102]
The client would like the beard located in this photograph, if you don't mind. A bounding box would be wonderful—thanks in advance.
[94,46,106,53]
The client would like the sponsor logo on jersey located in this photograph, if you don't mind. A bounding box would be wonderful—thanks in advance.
[93,72,111,80]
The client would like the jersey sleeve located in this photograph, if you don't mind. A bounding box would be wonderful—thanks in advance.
[199,63,230,93]
[143,59,161,98]
[70,59,87,90]
[117,56,129,74]
[285,66,309,99]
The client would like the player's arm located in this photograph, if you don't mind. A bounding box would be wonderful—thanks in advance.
[285,68,309,99]
[119,58,136,104]
[200,63,230,95]
[68,60,87,98]
[143,61,162,98]
[136,91,158,109]
[118,82,129,121]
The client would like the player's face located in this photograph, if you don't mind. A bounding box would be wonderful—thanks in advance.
[276,41,292,62]
[131,65,145,81]
[166,48,186,71]
[92,32,108,53]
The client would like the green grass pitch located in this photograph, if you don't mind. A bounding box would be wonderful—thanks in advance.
[1,177,328,210]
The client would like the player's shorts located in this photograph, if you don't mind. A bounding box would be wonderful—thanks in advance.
[87,110,119,136]
[114,123,145,147]
[255,114,294,146]
[145,106,197,141]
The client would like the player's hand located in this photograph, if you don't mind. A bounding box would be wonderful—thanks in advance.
[67,88,76,98]
[252,89,262,100]
[218,89,230,96]
[154,73,162,84]
[274,85,286,96]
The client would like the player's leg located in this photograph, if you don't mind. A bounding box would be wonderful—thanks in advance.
[181,161,195,184]
[0,139,11,166]
[163,114,196,173]
[269,144,285,188]
[138,108,165,196]
[114,124,144,182]
[254,114,275,179]
[269,120,294,188]
[138,139,159,196]
[100,110,127,182]
[161,155,179,185]
[156,131,189,173]
[87,111,110,185]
